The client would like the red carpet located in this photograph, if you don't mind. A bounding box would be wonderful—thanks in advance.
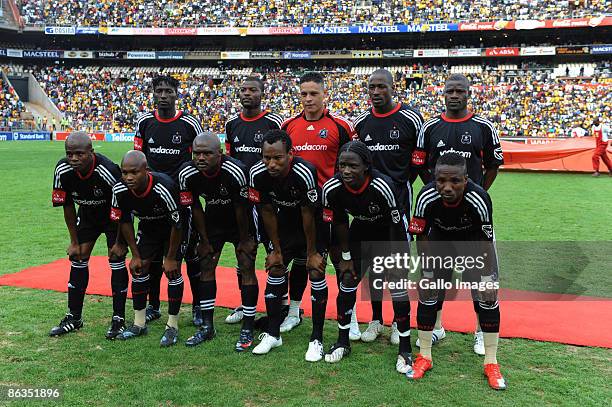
[1,257,610,348]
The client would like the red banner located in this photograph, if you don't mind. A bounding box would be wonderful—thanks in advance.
[485,47,520,57]
[501,137,611,172]
[55,132,105,141]
[246,27,303,35]
[547,16,612,29]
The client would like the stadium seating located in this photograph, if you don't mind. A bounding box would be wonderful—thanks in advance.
[0,77,27,131]
[17,0,611,27]
[3,62,610,137]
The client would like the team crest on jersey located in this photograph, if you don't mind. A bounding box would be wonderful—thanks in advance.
[368,202,380,214]
[219,185,228,196]
[171,211,180,223]
[461,132,472,144]
[482,224,493,238]
[93,186,104,198]
[254,130,263,143]
[389,129,400,139]
[319,129,328,139]
[172,133,182,144]
[307,189,318,203]
[391,209,401,224]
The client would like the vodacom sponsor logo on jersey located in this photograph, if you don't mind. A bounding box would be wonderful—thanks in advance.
[368,143,400,151]
[149,146,181,155]
[294,142,328,152]
[236,146,261,153]
[439,147,472,158]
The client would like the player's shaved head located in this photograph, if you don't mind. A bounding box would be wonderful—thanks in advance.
[121,150,147,169]
[193,131,220,151]
[445,74,470,88]
[370,69,394,86]
[65,131,92,150]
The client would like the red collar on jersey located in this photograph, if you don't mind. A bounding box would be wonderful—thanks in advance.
[301,108,327,122]
[344,175,371,195]
[372,103,401,118]
[240,111,267,122]
[442,196,464,208]
[76,154,96,180]
[131,173,153,198]
[155,110,183,123]
[441,112,474,123]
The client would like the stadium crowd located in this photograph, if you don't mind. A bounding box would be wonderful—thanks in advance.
[17,63,610,138]
[17,0,611,27]
[0,78,26,131]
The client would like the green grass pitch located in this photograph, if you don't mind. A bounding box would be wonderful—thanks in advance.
[0,141,610,406]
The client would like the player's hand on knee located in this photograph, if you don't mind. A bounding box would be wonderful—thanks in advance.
[265,250,283,272]
[197,241,214,260]
[129,256,143,277]
[67,242,82,261]
[306,252,326,274]
[109,243,128,260]
[163,258,180,280]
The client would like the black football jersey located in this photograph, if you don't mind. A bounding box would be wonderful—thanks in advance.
[409,179,495,241]
[354,103,423,184]
[248,156,320,224]
[134,110,204,180]
[111,172,182,228]
[178,156,249,214]
[225,111,283,169]
[52,153,120,212]
[322,169,404,228]
[411,113,504,186]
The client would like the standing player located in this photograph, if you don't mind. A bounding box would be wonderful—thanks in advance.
[322,141,413,373]
[407,153,506,390]
[281,72,360,339]
[224,76,283,324]
[50,131,128,339]
[411,74,504,354]
[591,117,611,177]
[111,151,185,347]
[354,69,423,345]
[134,75,204,327]
[178,133,259,351]
[249,130,328,361]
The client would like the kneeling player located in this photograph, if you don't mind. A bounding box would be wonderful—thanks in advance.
[322,141,412,373]
[249,130,328,360]
[50,131,128,339]
[178,133,258,350]
[111,151,185,347]
[407,153,506,390]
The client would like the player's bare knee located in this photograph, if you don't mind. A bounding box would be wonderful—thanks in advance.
[308,268,325,281]
[340,271,358,290]
[268,265,286,278]
[239,267,257,285]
